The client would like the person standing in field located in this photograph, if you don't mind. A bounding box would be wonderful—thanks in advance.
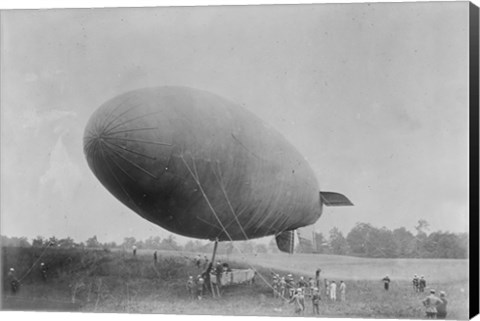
[39,262,48,281]
[7,268,19,294]
[436,291,448,319]
[289,288,305,315]
[312,287,321,315]
[419,276,426,293]
[329,280,337,301]
[297,276,307,294]
[215,262,223,288]
[132,245,137,257]
[339,280,346,301]
[272,275,279,298]
[153,251,158,265]
[203,256,209,269]
[422,289,442,319]
[315,268,322,288]
[279,276,287,298]
[382,275,391,291]
[308,277,315,298]
[196,275,205,300]
[286,274,295,299]
[195,254,201,269]
[186,276,195,299]
[412,275,419,292]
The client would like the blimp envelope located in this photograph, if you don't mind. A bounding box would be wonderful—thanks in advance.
[84,86,352,253]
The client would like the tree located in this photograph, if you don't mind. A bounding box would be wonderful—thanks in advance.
[236,241,254,254]
[254,243,268,254]
[57,237,75,248]
[122,237,137,249]
[346,223,373,256]
[314,232,329,253]
[86,235,100,248]
[32,236,45,247]
[414,219,430,257]
[159,235,181,251]
[392,227,416,258]
[145,236,162,249]
[328,227,349,255]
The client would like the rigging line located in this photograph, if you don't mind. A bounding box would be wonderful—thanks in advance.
[101,136,172,147]
[18,242,52,283]
[103,147,138,183]
[220,207,249,232]
[103,110,163,135]
[101,142,142,213]
[179,155,288,302]
[196,216,223,232]
[102,100,142,135]
[101,139,157,161]
[211,164,249,241]
[104,127,158,136]
[105,145,158,180]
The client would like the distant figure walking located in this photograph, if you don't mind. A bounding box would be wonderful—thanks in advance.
[339,281,346,301]
[315,268,322,288]
[419,276,426,293]
[436,291,448,319]
[412,274,419,292]
[422,289,442,319]
[382,275,391,291]
[7,268,19,294]
[312,287,321,315]
[329,281,337,301]
[289,288,305,315]
[153,251,158,265]
[195,254,201,269]
[40,262,48,281]
[186,276,195,299]
[132,245,137,257]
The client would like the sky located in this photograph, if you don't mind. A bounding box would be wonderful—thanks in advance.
[0,2,470,245]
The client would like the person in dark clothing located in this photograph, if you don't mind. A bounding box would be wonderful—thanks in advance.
[315,268,322,288]
[39,262,48,281]
[215,262,223,288]
[382,275,391,291]
[419,276,426,292]
[153,251,158,265]
[436,291,448,319]
[7,268,19,294]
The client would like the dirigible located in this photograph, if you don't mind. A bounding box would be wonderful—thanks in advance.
[83,87,352,253]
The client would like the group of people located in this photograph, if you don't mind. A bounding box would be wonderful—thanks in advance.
[6,262,48,294]
[413,274,427,292]
[186,260,231,300]
[269,271,347,315]
[422,289,448,319]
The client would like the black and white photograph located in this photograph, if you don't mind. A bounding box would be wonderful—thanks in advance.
[0,1,475,320]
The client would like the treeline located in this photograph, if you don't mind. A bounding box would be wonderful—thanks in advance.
[308,220,468,259]
[0,220,468,259]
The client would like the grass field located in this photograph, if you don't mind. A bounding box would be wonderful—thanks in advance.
[1,247,469,319]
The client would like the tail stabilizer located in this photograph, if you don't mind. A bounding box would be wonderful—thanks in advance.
[275,230,295,253]
[320,191,354,206]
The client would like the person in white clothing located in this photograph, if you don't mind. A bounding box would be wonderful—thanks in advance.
[329,280,337,301]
